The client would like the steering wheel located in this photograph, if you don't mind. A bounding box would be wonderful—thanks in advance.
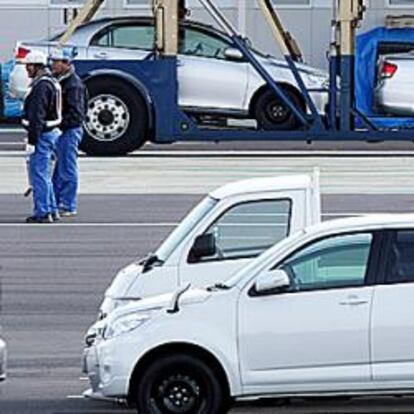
[188,41,204,55]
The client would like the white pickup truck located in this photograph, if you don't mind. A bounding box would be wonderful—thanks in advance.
[84,172,321,398]
[95,173,321,324]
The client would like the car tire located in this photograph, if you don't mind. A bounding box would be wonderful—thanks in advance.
[254,87,304,131]
[81,78,148,156]
[135,353,229,414]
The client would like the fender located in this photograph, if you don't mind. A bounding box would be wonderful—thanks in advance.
[81,68,155,138]
[127,339,242,400]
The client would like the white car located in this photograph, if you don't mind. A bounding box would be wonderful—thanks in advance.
[375,53,414,116]
[91,173,320,329]
[0,336,6,382]
[10,17,329,155]
[84,214,414,412]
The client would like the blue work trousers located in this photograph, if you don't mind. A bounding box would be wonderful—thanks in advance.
[29,129,60,218]
[53,127,83,213]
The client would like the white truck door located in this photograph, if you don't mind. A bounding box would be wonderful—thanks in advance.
[178,188,311,289]
[371,229,414,382]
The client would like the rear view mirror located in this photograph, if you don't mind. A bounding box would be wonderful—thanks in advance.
[188,234,216,263]
[224,47,244,61]
[255,269,290,294]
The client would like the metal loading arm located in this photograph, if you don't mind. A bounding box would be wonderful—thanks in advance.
[59,0,105,45]
[257,0,303,63]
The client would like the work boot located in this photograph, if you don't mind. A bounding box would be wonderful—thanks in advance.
[59,209,77,218]
[52,212,61,222]
[26,214,54,224]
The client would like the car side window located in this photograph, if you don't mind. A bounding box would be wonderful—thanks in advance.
[180,28,230,59]
[386,230,414,284]
[112,25,154,50]
[277,233,373,292]
[93,29,111,47]
[92,25,154,50]
[199,199,291,262]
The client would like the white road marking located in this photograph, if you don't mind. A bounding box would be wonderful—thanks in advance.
[0,213,409,227]
[0,128,24,134]
[4,148,414,157]
[131,150,414,157]
[66,395,85,399]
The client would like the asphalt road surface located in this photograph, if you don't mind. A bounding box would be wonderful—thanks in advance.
[2,194,414,414]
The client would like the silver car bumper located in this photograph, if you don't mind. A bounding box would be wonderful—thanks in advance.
[0,337,7,381]
[375,82,414,116]
[82,346,124,402]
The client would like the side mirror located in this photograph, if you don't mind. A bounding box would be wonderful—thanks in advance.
[188,233,216,263]
[255,269,290,294]
[224,47,244,61]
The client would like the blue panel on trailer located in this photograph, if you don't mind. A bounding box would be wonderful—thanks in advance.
[356,27,414,128]
[75,57,195,143]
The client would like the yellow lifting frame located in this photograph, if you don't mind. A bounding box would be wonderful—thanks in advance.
[57,0,366,61]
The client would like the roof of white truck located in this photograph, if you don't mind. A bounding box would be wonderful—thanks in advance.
[210,175,312,200]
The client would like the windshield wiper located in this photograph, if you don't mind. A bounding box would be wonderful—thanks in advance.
[207,282,231,292]
[140,253,164,273]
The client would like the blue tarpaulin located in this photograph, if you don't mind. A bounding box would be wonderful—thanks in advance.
[1,59,23,119]
[356,27,414,128]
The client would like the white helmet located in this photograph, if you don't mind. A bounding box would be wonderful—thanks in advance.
[23,51,48,66]
[50,48,73,63]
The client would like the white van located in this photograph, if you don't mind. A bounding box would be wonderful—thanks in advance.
[84,214,414,413]
[96,173,321,322]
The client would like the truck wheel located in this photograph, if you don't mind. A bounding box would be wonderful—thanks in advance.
[81,78,148,156]
[254,87,304,131]
[136,354,229,414]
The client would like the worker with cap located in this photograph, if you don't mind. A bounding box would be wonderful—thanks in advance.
[22,50,62,224]
[50,48,86,217]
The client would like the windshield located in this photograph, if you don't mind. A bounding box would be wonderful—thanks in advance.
[156,196,218,262]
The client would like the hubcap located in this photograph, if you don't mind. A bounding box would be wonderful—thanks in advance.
[265,100,290,124]
[152,373,202,413]
[85,94,130,142]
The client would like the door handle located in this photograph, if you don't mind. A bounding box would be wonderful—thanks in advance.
[94,51,108,59]
[339,300,369,306]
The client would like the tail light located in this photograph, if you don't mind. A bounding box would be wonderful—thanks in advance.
[381,61,398,79]
[15,46,31,60]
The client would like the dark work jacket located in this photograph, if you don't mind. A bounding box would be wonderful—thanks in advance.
[58,67,86,131]
[22,72,62,146]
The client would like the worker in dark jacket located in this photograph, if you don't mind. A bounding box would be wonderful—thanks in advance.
[50,49,86,217]
[22,51,62,224]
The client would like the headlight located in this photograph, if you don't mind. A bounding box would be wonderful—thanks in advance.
[104,313,150,340]
[99,298,141,321]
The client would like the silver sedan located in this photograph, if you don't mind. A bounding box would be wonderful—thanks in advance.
[375,52,414,116]
[11,17,328,124]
